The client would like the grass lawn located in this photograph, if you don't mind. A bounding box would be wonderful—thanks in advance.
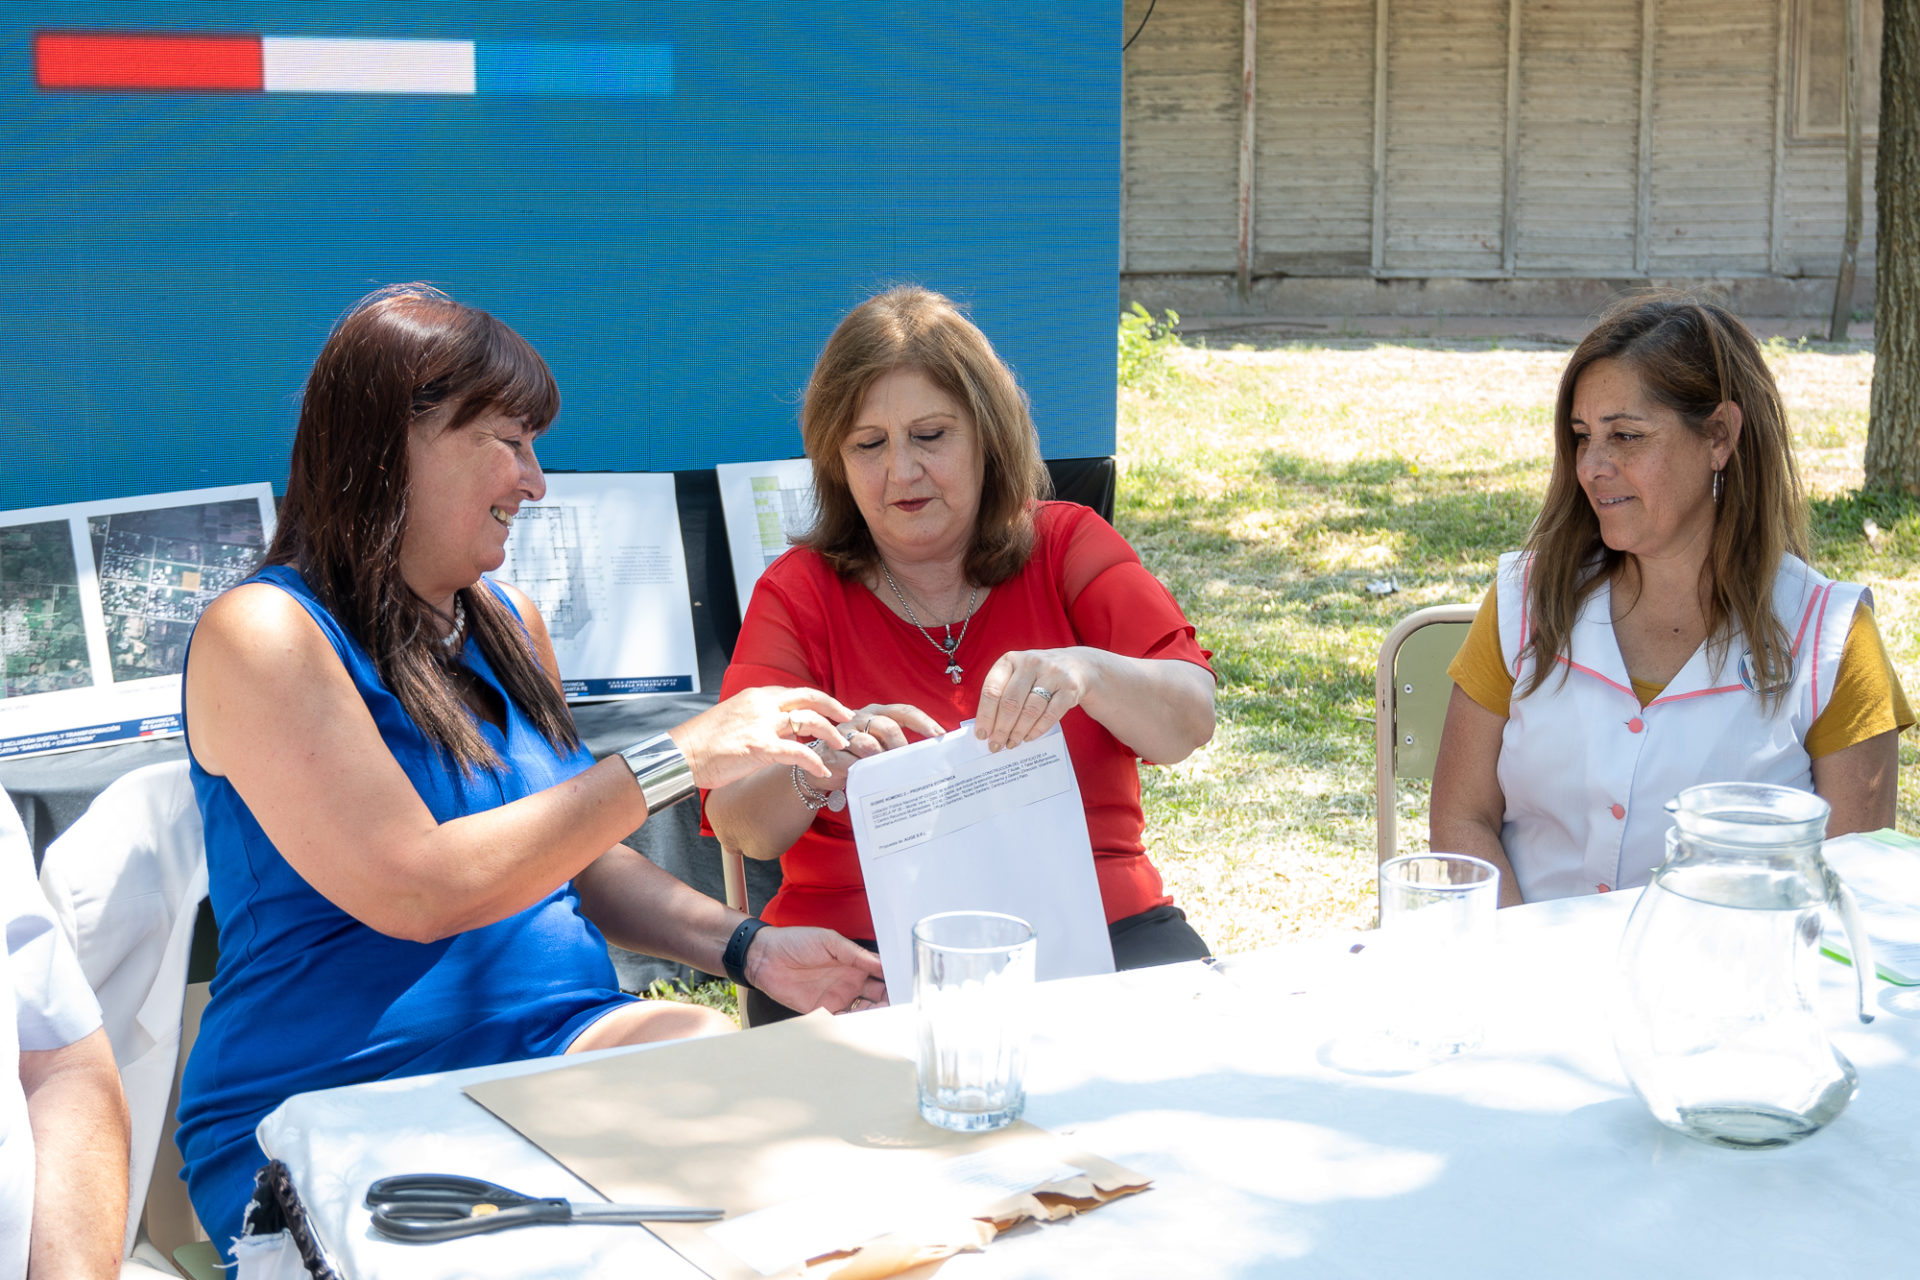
[1119,332,1920,958]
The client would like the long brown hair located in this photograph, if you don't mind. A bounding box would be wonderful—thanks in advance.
[1521,294,1808,706]
[798,286,1052,585]
[265,284,580,772]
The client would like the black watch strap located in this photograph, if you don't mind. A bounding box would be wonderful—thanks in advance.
[722,917,768,991]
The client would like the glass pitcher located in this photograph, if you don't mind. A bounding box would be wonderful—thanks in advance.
[1611,782,1877,1149]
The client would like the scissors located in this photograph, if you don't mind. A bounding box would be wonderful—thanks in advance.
[365,1173,723,1242]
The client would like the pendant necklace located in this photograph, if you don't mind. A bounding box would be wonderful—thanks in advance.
[880,561,978,684]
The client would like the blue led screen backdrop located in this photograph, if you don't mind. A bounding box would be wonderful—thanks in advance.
[0,3,1119,509]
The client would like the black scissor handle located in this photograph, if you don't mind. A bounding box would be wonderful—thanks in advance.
[365,1173,529,1209]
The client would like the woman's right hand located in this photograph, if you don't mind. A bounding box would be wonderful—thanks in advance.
[806,702,947,790]
[702,700,945,862]
[670,685,857,790]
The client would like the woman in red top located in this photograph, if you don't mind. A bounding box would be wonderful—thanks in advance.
[705,286,1218,1024]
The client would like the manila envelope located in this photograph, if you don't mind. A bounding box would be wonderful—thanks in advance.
[464,1011,1149,1279]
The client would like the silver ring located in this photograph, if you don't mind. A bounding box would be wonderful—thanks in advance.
[1029,686,1054,702]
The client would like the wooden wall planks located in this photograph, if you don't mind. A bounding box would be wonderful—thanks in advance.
[1120,0,1879,282]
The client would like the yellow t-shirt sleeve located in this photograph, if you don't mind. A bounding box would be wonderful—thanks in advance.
[1446,583,1514,719]
[1805,603,1915,758]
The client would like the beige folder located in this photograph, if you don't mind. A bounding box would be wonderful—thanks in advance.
[464,1011,1149,1279]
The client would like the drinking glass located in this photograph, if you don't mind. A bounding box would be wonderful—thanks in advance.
[913,911,1037,1132]
[1376,854,1500,1061]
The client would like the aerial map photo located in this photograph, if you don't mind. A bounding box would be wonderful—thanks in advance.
[0,519,91,699]
[88,498,265,683]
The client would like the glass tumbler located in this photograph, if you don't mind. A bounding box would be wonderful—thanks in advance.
[1376,854,1501,1061]
[913,911,1037,1132]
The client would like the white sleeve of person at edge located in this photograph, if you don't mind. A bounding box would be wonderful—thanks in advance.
[847,722,1114,1007]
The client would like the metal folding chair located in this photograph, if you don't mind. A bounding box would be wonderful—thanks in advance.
[1373,604,1478,865]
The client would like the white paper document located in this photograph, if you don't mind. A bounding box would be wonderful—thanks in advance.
[706,1146,1082,1276]
[1821,830,1920,985]
[494,473,700,698]
[715,457,817,612]
[0,483,275,759]
[846,724,1115,1006]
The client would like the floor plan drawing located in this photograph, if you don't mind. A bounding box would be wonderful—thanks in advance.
[491,474,697,699]
[497,503,597,643]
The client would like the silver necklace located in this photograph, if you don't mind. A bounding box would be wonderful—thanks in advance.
[438,595,467,653]
[879,561,978,684]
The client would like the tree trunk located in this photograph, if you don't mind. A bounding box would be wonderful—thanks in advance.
[1865,0,1920,493]
[1830,0,1865,342]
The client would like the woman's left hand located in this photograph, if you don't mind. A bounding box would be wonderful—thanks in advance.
[974,648,1097,752]
[975,647,1216,764]
[745,926,890,1015]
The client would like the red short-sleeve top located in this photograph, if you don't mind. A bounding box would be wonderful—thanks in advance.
[705,501,1215,939]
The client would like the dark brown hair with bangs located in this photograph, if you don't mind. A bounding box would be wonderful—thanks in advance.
[1521,293,1809,708]
[264,283,579,772]
[798,286,1052,585]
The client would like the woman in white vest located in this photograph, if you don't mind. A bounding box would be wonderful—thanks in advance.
[1431,295,1910,905]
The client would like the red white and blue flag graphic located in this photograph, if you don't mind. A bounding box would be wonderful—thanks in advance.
[35,32,672,96]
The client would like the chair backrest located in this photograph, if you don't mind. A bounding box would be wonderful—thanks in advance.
[1374,605,1478,866]
[142,900,217,1267]
[35,760,210,1263]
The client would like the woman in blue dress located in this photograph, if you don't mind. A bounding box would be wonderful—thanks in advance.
[176,284,881,1253]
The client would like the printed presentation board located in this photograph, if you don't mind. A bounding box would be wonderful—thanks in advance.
[0,484,276,759]
[715,457,818,615]
[494,473,701,699]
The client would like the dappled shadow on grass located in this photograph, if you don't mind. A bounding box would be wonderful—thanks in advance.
[1126,450,1544,580]
[1213,652,1370,752]
[1265,454,1416,488]
[1808,489,1920,582]
[1119,453,1551,769]
[1811,487,1920,529]
[1257,449,1547,495]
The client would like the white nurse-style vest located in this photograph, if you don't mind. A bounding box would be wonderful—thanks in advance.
[1494,550,1865,903]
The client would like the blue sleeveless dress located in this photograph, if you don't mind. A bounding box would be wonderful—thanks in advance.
[176,566,632,1253]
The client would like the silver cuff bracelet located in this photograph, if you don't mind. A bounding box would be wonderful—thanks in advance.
[618,731,696,813]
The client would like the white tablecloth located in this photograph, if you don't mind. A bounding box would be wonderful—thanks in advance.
[258,891,1920,1278]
